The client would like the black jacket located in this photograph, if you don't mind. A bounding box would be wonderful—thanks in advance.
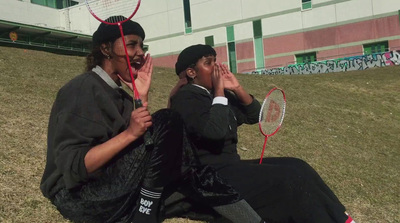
[170,84,261,166]
[40,71,133,198]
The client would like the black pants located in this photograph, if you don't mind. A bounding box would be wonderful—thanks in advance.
[52,110,241,223]
[52,109,186,223]
[212,158,348,223]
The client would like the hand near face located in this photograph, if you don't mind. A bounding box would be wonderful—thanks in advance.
[169,76,188,99]
[212,63,225,96]
[134,54,153,102]
[174,76,188,92]
[219,63,240,91]
[126,102,152,138]
[119,54,153,103]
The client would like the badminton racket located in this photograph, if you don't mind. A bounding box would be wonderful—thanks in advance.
[258,87,286,164]
[85,0,141,100]
[85,0,153,148]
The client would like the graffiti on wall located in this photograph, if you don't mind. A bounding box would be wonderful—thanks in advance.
[251,51,400,75]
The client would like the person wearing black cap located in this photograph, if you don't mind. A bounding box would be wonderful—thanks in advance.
[169,44,357,223]
[40,17,268,223]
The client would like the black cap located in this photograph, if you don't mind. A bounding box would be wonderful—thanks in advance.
[175,44,216,75]
[92,16,145,45]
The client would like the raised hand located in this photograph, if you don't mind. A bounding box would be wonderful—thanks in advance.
[212,63,225,97]
[117,54,152,103]
[219,63,253,105]
[134,54,153,103]
[219,63,240,91]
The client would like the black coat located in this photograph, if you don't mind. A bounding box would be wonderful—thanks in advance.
[170,84,261,166]
[171,84,349,223]
[41,73,242,223]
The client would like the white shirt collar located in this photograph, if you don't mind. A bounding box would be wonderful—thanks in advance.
[192,84,211,94]
[192,84,228,105]
[92,65,120,90]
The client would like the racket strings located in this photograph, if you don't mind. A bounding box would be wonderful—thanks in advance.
[260,90,286,136]
[86,0,140,22]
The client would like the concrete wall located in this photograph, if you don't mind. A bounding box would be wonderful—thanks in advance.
[1,0,400,73]
[146,0,400,72]
[0,0,62,29]
[261,14,400,69]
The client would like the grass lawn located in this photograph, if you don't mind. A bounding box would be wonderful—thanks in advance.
[0,46,399,222]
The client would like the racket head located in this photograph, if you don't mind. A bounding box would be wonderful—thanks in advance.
[258,87,286,137]
[85,0,141,24]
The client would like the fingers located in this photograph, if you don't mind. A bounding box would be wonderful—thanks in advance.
[213,63,220,77]
[142,54,149,71]
[147,55,153,77]
[133,104,151,118]
[218,62,225,74]
[219,63,230,75]
[212,63,225,96]
[141,54,153,74]
[211,63,220,82]
[131,106,153,130]
[136,54,153,86]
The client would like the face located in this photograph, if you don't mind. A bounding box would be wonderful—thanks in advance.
[107,34,145,82]
[190,55,216,90]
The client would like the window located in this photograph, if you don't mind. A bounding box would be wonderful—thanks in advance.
[183,0,192,34]
[226,26,237,73]
[302,0,312,10]
[205,36,214,47]
[296,52,316,63]
[31,0,78,9]
[253,20,265,69]
[143,44,149,53]
[228,42,237,73]
[253,20,262,38]
[62,0,78,8]
[31,0,54,7]
[226,26,235,42]
[363,41,388,55]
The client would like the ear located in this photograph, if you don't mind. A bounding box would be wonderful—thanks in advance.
[100,43,111,57]
[186,68,197,79]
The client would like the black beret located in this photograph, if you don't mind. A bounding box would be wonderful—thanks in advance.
[92,16,145,45]
[175,44,216,75]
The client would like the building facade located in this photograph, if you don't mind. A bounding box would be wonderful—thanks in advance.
[1,0,399,73]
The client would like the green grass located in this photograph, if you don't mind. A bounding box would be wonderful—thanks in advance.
[0,46,399,223]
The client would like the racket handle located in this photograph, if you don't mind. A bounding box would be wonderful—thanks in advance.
[143,130,154,149]
[134,99,154,149]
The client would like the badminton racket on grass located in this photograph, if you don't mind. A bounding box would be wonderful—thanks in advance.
[258,87,286,164]
[85,0,153,148]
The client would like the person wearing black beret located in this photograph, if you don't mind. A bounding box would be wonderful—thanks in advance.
[40,17,268,223]
[169,44,357,223]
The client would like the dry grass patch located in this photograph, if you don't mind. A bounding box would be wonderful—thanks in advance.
[0,46,399,223]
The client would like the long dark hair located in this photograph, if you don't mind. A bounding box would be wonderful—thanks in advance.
[85,42,113,72]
